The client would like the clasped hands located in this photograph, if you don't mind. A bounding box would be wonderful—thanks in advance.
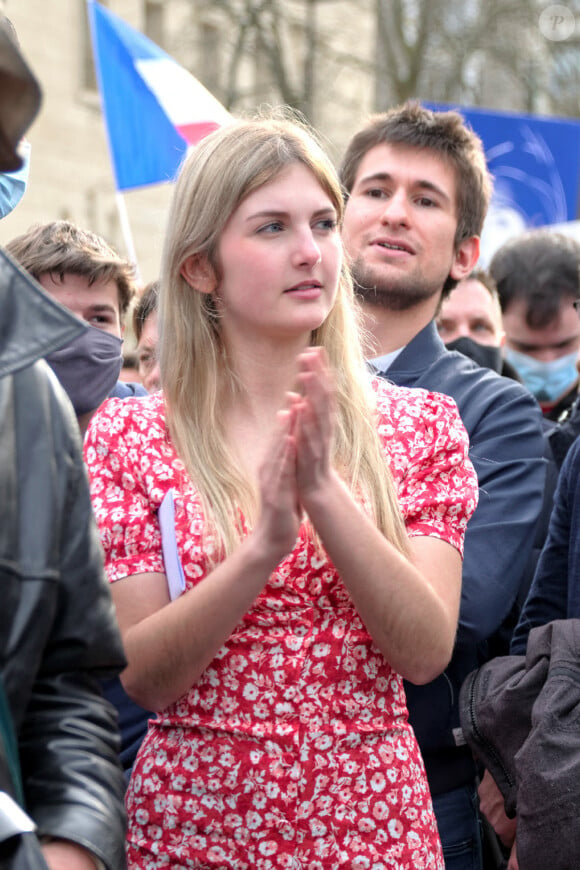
[257,346,337,560]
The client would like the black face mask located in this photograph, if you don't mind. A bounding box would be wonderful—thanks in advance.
[45,325,123,416]
[445,336,504,375]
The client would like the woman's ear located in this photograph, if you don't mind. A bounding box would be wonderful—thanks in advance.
[180,254,217,295]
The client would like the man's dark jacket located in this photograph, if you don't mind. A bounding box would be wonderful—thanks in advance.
[459,619,580,870]
[511,434,580,654]
[380,322,546,795]
[0,250,127,869]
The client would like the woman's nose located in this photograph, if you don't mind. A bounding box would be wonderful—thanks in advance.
[294,230,322,267]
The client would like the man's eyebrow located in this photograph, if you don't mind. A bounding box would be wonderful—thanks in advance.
[512,336,579,352]
[87,303,117,314]
[356,171,451,204]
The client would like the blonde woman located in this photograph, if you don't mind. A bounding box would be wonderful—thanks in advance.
[85,114,477,869]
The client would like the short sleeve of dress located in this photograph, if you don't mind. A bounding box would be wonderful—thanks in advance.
[374,378,478,557]
[84,394,167,582]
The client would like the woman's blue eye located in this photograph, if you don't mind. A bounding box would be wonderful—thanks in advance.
[258,221,284,234]
[316,219,338,231]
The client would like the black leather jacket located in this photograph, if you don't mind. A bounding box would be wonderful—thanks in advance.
[460,619,580,870]
[0,250,127,869]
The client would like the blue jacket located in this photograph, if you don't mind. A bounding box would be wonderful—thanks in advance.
[511,435,580,654]
[381,322,546,794]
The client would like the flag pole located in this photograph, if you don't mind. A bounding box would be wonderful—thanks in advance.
[115,190,141,281]
[88,0,231,286]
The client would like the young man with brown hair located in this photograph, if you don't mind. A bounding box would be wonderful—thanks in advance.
[340,102,546,870]
[6,220,146,434]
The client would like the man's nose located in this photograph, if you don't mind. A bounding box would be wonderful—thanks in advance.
[380,189,410,227]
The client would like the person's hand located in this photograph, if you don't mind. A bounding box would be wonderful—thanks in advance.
[478,769,517,848]
[42,839,101,870]
[255,401,301,562]
[292,347,336,502]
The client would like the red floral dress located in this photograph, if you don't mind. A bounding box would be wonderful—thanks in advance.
[85,378,478,870]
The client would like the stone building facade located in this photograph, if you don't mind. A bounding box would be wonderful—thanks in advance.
[1,1,553,283]
[0,0,373,283]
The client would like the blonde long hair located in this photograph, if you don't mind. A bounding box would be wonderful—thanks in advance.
[160,113,409,557]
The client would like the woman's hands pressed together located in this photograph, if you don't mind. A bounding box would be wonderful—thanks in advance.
[292,346,337,503]
[255,346,337,557]
[254,401,301,564]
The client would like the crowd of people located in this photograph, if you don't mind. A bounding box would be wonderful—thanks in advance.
[2,10,580,870]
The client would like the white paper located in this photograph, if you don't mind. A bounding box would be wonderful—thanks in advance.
[158,490,186,601]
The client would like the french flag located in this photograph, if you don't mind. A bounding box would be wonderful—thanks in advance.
[87,0,233,191]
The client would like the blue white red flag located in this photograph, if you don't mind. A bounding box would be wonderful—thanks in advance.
[87,0,233,191]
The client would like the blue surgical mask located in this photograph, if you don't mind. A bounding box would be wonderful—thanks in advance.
[0,140,30,218]
[45,325,123,416]
[503,347,579,403]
